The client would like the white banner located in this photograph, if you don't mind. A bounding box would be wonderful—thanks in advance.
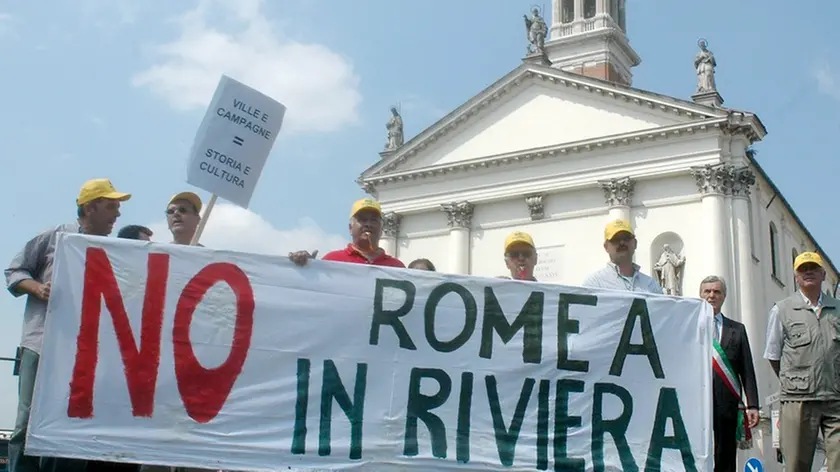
[28,234,713,471]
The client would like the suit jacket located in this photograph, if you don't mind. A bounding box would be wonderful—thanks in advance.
[713,315,760,420]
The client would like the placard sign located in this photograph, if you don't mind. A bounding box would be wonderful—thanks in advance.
[28,234,713,471]
[186,74,286,208]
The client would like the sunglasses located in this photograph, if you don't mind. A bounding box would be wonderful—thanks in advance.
[165,206,194,215]
[506,250,533,259]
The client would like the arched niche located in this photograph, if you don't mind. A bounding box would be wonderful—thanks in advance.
[650,232,686,296]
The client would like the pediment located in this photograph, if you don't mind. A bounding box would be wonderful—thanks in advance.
[361,64,728,179]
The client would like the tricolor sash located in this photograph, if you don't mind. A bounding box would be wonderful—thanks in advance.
[712,339,753,449]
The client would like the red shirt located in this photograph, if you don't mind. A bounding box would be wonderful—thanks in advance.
[321,244,405,268]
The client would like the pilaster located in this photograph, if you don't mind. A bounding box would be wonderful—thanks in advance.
[525,194,545,221]
[731,167,756,199]
[691,163,735,315]
[380,212,401,257]
[441,201,475,274]
[728,167,770,406]
[599,177,634,221]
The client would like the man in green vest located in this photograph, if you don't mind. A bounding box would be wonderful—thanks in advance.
[763,251,840,472]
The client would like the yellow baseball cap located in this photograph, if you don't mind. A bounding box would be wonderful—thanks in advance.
[504,231,535,252]
[604,219,634,241]
[76,179,131,206]
[168,192,203,213]
[350,198,382,217]
[794,252,824,271]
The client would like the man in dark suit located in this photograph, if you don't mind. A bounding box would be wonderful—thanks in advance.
[700,275,760,472]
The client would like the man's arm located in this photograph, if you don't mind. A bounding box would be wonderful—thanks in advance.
[738,323,760,409]
[5,229,54,298]
[763,305,782,378]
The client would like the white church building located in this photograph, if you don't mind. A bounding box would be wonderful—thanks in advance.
[357,1,836,470]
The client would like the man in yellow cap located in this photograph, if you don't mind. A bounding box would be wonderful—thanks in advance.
[763,251,840,471]
[289,198,404,268]
[4,178,130,472]
[498,231,539,281]
[166,191,203,245]
[137,194,210,472]
[581,219,662,293]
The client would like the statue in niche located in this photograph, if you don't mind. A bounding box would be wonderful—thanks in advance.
[384,106,404,151]
[654,244,686,296]
[523,7,547,55]
[694,39,717,93]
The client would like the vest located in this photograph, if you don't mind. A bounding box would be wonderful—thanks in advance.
[778,292,840,401]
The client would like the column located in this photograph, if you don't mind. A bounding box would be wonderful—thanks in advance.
[599,177,635,221]
[596,0,606,18]
[691,164,734,315]
[441,201,474,275]
[380,212,401,257]
[731,168,769,396]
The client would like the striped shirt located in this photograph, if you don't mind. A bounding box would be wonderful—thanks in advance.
[581,262,663,294]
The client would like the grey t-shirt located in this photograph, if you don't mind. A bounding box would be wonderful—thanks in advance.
[5,223,81,354]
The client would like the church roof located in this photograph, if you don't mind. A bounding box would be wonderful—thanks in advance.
[359,61,766,180]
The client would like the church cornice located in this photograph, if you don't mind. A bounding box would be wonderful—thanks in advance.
[358,117,729,189]
[721,110,767,143]
[359,64,736,181]
[545,24,641,68]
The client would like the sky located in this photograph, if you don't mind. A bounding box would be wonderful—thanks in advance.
[0,0,838,429]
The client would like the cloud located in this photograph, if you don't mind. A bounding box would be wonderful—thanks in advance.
[814,63,840,101]
[147,202,346,255]
[0,13,20,38]
[132,0,362,134]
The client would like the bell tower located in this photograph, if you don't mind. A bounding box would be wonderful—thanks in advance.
[544,0,641,86]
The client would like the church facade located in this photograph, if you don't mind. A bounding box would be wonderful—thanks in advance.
[358,1,835,470]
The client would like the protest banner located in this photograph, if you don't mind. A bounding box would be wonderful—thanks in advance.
[185,74,286,244]
[28,234,713,471]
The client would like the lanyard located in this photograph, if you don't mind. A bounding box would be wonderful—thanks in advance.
[619,274,635,291]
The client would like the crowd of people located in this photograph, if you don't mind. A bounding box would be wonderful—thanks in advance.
[3,178,837,472]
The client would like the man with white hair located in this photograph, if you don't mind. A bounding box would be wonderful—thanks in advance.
[289,198,404,268]
[497,231,538,281]
[699,275,759,472]
[764,252,840,471]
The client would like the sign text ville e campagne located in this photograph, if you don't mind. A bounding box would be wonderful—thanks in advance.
[186,75,286,208]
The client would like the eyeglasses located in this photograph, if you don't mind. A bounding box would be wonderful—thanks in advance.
[506,250,533,259]
[165,207,193,215]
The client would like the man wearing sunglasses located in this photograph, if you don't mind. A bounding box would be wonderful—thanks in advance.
[165,192,203,245]
[582,219,662,294]
[499,231,539,281]
[763,252,840,472]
